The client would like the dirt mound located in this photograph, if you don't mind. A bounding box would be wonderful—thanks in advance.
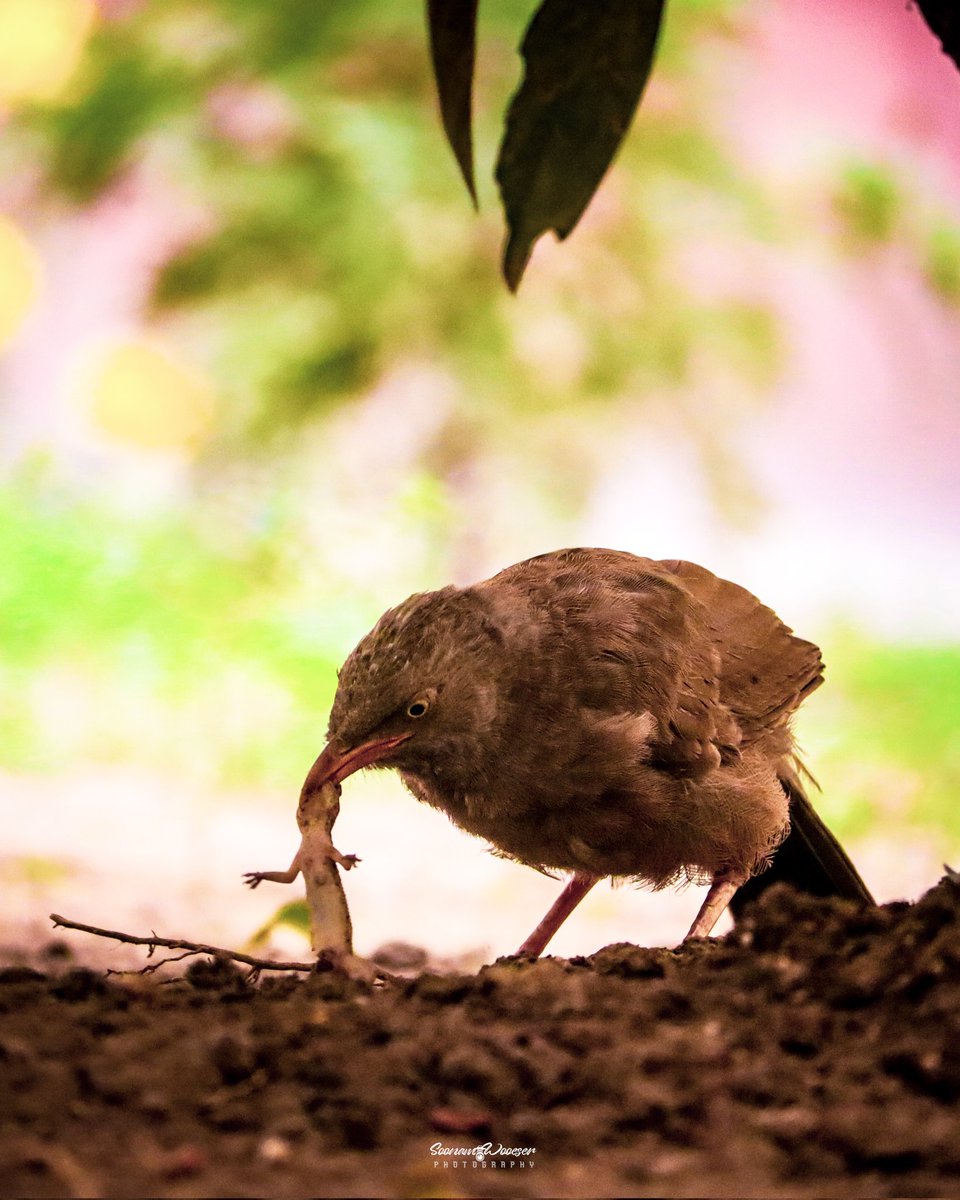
[2,878,959,1198]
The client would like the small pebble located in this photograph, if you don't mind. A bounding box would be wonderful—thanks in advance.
[372,941,428,972]
[258,1135,291,1165]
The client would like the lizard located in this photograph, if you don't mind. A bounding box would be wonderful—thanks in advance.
[244,778,374,979]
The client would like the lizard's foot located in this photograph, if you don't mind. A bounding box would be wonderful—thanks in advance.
[333,852,361,871]
[316,949,378,982]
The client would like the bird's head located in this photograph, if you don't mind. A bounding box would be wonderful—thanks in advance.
[302,586,504,792]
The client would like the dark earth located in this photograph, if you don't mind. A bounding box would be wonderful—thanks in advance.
[2,878,960,1199]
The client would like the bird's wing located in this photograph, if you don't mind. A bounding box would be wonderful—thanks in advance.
[655,558,824,741]
[488,548,742,778]
[601,559,745,777]
[491,548,821,775]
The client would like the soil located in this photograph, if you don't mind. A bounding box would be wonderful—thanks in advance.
[2,878,960,1199]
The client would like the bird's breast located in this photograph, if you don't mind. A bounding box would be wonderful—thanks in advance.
[398,762,651,875]
[400,740,790,887]
[399,769,490,828]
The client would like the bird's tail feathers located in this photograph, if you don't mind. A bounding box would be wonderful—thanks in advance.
[729,767,874,918]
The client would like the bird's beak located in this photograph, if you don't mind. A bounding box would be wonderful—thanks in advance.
[302,732,413,791]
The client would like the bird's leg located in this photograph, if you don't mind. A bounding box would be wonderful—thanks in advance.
[684,868,749,940]
[517,872,599,957]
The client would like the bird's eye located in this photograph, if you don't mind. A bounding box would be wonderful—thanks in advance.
[406,699,429,719]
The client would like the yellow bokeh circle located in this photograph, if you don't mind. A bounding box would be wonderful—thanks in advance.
[0,0,96,105]
[89,339,217,453]
[0,214,41,347]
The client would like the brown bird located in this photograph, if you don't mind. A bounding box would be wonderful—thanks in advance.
[303,548,873,953]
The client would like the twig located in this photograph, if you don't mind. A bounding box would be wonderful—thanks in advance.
[50,913,315,980]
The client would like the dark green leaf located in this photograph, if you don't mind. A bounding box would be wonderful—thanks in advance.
[915,1,959,72]
[426,0,479,204]
[496,0,665,290]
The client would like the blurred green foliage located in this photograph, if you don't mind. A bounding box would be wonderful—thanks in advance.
[0,464,358,785]
[13,0,785,472]
[1,468,958,847]
[1,0,957,862]
[834,160,902,245]
[816,638,960,837]
[925,222,960,303]
[833,157,960,308]
[0,855,74,887]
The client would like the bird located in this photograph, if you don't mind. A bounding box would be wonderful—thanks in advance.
[302,548,873,954]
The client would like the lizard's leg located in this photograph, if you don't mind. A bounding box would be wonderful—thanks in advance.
[328,849,361,870]
[309,828,361,871]
[243,854,302,889]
